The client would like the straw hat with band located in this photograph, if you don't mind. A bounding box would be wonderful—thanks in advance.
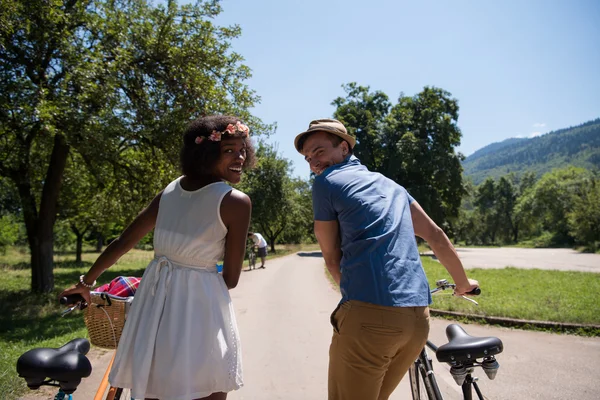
[294,119,356,153]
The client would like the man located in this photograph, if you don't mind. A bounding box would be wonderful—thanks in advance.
[248,232,268,269]
[294,118,478,400]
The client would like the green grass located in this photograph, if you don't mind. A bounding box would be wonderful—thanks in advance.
[325,256,600,329]
[419,257,600,326]
[0,244,317,398]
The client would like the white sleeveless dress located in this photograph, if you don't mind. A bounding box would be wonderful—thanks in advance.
[109,178,243,399]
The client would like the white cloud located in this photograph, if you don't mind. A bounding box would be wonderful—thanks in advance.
[529,131,543,138]
[532,122,546,128]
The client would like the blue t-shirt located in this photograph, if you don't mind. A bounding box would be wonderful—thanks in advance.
[312,155,432,307]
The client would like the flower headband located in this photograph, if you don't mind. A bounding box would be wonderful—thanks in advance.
[195,121,250,144]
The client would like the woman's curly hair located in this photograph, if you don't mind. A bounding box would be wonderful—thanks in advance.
[180,115,256,179]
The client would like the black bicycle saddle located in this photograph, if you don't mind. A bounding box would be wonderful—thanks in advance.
[436,324,503,363]
[16,338,92,394]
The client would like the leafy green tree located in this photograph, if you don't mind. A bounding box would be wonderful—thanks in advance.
[0,0,261,292]
[474,178,499,244]
[279,178,315,244]
[333,84,465,228]
[332,83,390,170]
[239,143,295,252]
[495,176,517,242]
[517,167,590,246]
[567,173,600,249]
[383,87,465,226]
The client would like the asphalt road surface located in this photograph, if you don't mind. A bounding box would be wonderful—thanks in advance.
[19,250,600,399]
[436,247,600,273]
[228,252,600,400]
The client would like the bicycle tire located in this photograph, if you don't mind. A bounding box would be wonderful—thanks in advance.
[409,351,443,400]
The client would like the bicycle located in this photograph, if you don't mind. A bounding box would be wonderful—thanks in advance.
[409,279,504,400]
[16,292,134,400]
[247,245,257,270]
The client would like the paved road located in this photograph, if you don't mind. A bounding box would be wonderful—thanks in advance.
[228,252,600,400]
[20,251,600,399]
[432,247,600,273]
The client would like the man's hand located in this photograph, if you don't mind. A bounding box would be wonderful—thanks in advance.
[454,278,480,296]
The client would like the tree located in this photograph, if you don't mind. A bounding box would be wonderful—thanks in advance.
[474,178,499,244]
[332,83,390,170]
[1,0,262,292]
[332,84,465,228]
[279,178,314,244]
[567,173,600,249]
[383,87,465,226]
[239,143,297,252]
[515,167,590,246]
[495,176,517,242]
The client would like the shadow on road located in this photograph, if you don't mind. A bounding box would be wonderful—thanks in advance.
[297,251,323,258]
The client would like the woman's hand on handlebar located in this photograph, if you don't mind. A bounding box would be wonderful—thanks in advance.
[454,278,479,296]
[59,283,92,305]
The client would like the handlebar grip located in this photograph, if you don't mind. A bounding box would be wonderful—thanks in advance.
[466,287,481,296]
[60,294,85,305]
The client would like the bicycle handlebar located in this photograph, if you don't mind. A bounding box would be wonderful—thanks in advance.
[60,294,85,306]
[431,279,480,305]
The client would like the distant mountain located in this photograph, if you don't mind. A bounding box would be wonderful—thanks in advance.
[462,118,600,184]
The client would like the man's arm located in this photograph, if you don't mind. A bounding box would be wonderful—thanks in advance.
[410,201,478,295]
[314,220,342,285]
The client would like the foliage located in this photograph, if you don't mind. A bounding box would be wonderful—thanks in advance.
[463,118,600,184]
[332,83,390,169]
[238,142,314,251]
[456,166,600,249]
[333,84,465,227]
[566,172,600,250]
[0,0,263,292]
[0,214,23,253]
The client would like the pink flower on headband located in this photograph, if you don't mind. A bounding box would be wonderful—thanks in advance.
[224,124,237,134]
[195,136,204,144]
[203,122,250,143]
[209,131,222,141]
[236,121,250,136]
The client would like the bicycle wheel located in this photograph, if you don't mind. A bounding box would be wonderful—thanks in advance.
[409,349,443,400]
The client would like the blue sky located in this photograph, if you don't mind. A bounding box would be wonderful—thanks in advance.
[213,0,600,178]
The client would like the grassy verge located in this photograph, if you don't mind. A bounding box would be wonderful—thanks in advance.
[324,256,600,335]
[0,244,316,398]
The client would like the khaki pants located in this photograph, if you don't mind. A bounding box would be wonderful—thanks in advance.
[328,301,430,400]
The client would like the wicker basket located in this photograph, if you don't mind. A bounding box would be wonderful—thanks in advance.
[83,292,133,349]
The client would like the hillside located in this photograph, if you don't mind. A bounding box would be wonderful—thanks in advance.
[462,118,600,184]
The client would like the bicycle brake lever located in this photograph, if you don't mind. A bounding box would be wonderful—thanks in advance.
[460,295,479,305]
[61,304,78,317]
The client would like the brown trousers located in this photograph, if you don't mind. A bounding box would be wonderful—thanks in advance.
[328,300,430,400]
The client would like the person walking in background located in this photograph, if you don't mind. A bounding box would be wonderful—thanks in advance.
[248,232,268,269]
[61,115,255,400]
[294,118,479,400]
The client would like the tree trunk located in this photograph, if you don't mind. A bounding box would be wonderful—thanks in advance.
[96,232,104,252]
[270,239,276,253]
[71,225,89,264]
[15,133,70,293]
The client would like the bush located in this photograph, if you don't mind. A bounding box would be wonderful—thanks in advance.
[0,214,24,254]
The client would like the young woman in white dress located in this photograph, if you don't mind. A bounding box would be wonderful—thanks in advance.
[61,115,254,400]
